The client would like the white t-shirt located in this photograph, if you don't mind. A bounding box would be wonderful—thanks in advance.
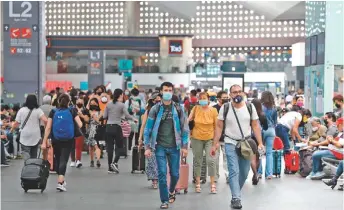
[218,103,259,145]
[286,95,293,103]
[278,111,302,130]
[15,107,44,146]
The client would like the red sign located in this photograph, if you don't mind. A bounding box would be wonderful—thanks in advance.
[10,47,17,54]
[21,28,32,38]
[90,62,101,68]
[10,28,20,38]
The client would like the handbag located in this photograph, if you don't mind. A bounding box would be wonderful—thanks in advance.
[121,120,131,138]
[188,106,197,130]
[231,103,254,160]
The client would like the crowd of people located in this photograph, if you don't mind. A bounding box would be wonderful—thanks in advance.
[1,83,343,209]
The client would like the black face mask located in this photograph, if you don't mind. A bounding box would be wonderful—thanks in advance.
[76,104,83,108]
[324,119,329,126]
[335,103,341,109]
[97,92,102,96]
[89,105,100,111]
[221,99,229,104]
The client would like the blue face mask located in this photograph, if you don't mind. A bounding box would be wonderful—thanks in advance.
[199,100,208,106]
[232,95,243,104]
[162,92,172,101]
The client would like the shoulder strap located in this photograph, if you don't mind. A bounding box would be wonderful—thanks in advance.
[174,103,182,119]
[231,103,245,139]
[222,103,229,132]
[246,102,252,121]
[21,109,33,130]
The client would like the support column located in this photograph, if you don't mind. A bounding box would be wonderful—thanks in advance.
[125,1,140,36]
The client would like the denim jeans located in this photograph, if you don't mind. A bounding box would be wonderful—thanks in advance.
[312,150,335,173]
[225,143,251,200]
[155,145,180,203]
[336,161,343,177]
[258,128,275,177]
[275,125,290,153]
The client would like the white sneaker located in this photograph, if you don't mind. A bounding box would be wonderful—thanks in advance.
[56,182,67,192]
[76,160,82,168]
[70,162,76,167]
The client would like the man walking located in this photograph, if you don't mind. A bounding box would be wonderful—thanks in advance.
[211,84,264,209]
[144,82,189,209]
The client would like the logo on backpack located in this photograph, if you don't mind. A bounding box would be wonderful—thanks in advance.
[52,108,74,140]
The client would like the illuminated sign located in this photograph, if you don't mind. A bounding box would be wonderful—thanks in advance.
[169,40,183,55]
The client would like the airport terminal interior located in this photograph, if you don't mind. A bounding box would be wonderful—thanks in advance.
[1,1,344,210]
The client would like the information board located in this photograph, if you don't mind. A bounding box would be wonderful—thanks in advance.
[2,1,41,103]
[88,50,104,90]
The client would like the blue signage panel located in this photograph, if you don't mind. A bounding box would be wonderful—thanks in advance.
[118,59,133,71]
[221,61,246,72]
[80,81,88,91]
[169,40,183,55]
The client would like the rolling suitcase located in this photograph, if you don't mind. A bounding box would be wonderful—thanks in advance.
[193,154,207,184]
[118,137,128,158]
[21,151,50,193]
[272,150,283,178]
[284,150,300,174]
[167,157,189,194]
[131,146,145,173]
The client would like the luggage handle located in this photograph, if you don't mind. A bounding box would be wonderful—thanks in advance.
[181,157,187,165]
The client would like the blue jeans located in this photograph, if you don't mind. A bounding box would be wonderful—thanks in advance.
[225,143,251,200]
[336,161,343,177]
[275,125,290,153]
[155,145,180,203]
[258,128,275,177]
[312,150,335,173]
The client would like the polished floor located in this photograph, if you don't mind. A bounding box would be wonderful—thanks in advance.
[1,151,343,210]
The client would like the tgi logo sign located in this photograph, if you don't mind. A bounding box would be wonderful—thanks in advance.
[169,40,183,55]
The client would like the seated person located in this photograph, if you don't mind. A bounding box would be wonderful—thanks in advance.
[311,113,338,147]
[323,161,343,191]
[307,117,344,180]
[308,117,327,142]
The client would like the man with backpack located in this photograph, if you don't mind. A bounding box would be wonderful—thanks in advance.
[144,82,189,209]
[210,84,264,209]
[125,88,145,151]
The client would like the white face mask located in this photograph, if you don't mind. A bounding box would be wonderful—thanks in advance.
[101,96,108,103]
[312,127,319,132]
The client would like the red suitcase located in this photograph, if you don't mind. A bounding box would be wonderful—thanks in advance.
[167,157,189,194]
[284,151,299,174]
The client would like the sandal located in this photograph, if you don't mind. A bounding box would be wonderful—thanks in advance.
[168,192,176,203]
[152,181,158,189]
[210,184,217,194]
[195,184,202,193]
[160,202,169,209]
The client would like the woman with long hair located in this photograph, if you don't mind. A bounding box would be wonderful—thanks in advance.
[103,89,137,174]
[87,98,102,168]
[258,91,278,180]
[11,95,48,160]
[138,92,161,189]
[42,94,83,192]
[188,92,218,194]
[250,98,268,185]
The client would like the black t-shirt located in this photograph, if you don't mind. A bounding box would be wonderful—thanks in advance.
[213,104,221,113]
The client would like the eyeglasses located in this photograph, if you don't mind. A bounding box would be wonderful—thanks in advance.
[231,90,242,95]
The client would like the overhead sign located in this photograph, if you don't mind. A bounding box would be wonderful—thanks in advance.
[2,1,41,104]
[118,59,133,71]
[88,50,104,90]
[169,40,183,55]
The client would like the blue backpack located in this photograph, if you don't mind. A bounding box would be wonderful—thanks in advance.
[52,108,74,140]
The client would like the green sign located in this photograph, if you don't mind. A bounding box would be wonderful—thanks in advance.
[119,59,133,71]
[127,82,134,90]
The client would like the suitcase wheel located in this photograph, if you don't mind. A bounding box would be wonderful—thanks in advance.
[141,170,145,174]
[131,171,134,174]
[184,189,188,194]
[201,179,206,184]
[24,188,28,193]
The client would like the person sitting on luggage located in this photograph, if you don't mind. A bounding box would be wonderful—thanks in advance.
[323,160,343,191]
[188,92,218,194]
[308,117,327,142]
[307,117,344,180]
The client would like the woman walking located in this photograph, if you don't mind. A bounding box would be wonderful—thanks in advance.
[139,92,161,188]
[258,92,278,179]
[87,98,102,168]
[103,89,137,174]
[12,95,48,160]
[188,92,218,194]
[41,94,83,192]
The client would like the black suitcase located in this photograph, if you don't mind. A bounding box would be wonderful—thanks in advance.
[118,137,128,158]
[193,155,207,184]
[21,158,50,193]
[131,146,145,174]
